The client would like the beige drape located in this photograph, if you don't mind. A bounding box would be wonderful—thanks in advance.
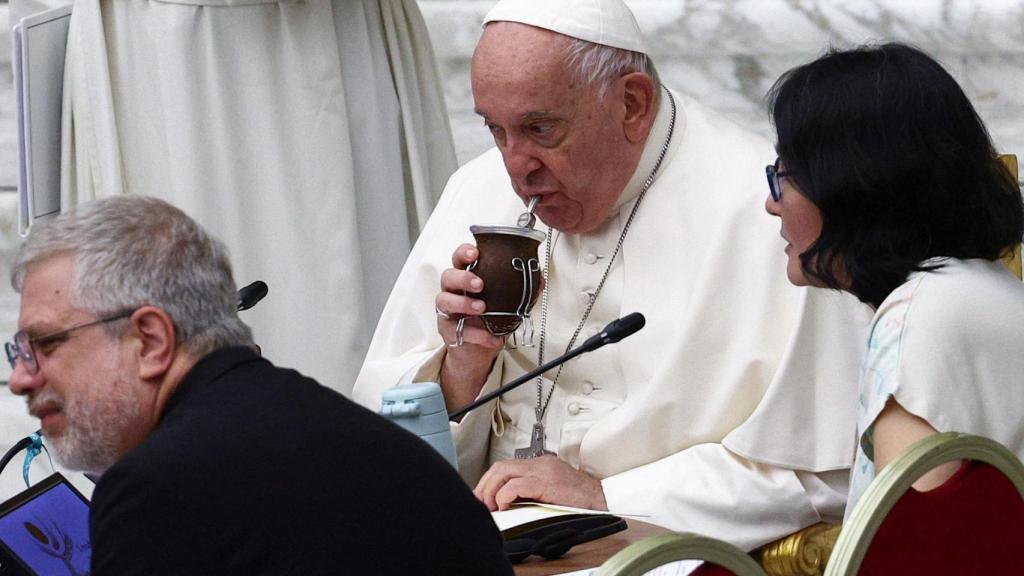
[58,0,456,392]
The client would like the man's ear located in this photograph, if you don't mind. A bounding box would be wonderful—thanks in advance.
[128,306,177,381]
[620,72,657,144]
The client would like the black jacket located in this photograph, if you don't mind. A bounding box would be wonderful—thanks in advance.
[90,347,512,575]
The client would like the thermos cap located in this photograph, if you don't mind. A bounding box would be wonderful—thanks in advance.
[381,382,448,416]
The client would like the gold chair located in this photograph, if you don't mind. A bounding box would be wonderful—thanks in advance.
[756,523,840,576]
[593,524,840,576]
[998,154,1022,279]
[823,432,1024,575]
[593,523,839,576]
[595,532,766,576]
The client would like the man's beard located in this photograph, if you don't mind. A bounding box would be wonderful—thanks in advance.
[29,374,145,475]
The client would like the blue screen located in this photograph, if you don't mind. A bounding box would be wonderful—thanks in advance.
[0,481,91,576]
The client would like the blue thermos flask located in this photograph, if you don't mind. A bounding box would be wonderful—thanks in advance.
[380,382,458,468]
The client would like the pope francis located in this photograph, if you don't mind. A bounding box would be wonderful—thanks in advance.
[354,0,872,550]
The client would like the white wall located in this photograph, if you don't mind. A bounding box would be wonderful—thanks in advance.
[419,0,1024,166]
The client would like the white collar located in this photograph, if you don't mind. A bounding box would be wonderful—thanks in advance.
[613,87,682,213]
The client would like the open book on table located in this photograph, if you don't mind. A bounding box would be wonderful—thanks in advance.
[495,502,651,535]
[494,503,632,563]
[493,504,700,573]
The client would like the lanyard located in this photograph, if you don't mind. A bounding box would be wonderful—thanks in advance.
[1,430,53,489]
[22,431,51,488]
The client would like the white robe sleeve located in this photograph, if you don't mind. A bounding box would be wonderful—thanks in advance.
[602,443,848,551]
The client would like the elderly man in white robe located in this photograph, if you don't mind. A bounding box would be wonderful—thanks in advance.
[354,0,871,550]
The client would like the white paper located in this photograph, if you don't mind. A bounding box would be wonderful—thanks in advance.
[492,502,649,532]
[492,503,582,532]
[554,559,702,576]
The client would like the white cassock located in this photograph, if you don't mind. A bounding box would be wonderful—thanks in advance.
[56,0,456,393]
[353,89,874,550]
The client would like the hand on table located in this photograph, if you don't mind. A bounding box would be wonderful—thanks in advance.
[474,455,608,512]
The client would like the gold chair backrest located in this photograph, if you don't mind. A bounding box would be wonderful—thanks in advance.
[823,432,1024,575]
[596,532,767,576]
[998,154,1022,279]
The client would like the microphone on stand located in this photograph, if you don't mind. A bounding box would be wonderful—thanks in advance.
[380,313,646,467]
[237,281,269,311]
[236,281,269,358]
[448,312,645,420]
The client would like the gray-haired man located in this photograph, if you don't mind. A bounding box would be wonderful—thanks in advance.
[7,196,512,574]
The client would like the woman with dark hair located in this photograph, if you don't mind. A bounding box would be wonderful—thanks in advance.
[765,42,1024,514]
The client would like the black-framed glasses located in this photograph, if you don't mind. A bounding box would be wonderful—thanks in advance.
[5,310,135,376]
[765,159,798,202]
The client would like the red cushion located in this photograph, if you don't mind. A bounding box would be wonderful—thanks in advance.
[691,563,736,576]
[858,460,1024,574]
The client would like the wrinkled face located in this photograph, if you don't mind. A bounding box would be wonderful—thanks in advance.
[764,163,824,286]
[8,255,148,474]
[472,23,639,234]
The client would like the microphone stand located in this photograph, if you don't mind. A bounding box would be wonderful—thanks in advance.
[448,312,645,421]
[237,280,269,311]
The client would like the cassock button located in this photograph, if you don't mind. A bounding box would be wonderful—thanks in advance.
[584,253,598,265]
[577,292,593,307]
[568,402,581,415]
[582,382,594,395]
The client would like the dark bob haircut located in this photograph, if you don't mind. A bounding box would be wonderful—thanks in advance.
[768,42,1023,308]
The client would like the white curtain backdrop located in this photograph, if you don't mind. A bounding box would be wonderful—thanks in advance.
[57,0,456,394]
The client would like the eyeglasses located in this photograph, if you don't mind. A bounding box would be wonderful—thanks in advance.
[765,159,798,202]
[5,311,135,376]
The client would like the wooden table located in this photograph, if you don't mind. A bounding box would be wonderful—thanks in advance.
[513,519,670,575]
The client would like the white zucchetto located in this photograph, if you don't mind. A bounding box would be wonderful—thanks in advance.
[483,0,647,54]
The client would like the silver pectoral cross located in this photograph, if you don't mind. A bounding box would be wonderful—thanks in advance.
[514,422,556,459]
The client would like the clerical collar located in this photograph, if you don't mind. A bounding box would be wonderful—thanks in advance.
[613,86,684,212]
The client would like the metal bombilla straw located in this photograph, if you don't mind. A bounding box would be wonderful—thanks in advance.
[509,196,541,348]
[517,196,540,228]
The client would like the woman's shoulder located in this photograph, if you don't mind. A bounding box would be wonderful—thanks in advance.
[863,257,1024,397]
[872,258,1024,460]
[900,258,1024,333]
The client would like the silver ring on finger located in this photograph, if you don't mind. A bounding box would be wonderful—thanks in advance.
[448,317,467,348]
[435,306,451,321]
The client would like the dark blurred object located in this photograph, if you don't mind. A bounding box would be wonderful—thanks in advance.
[237,280,268,311]
[504,514,626,563]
